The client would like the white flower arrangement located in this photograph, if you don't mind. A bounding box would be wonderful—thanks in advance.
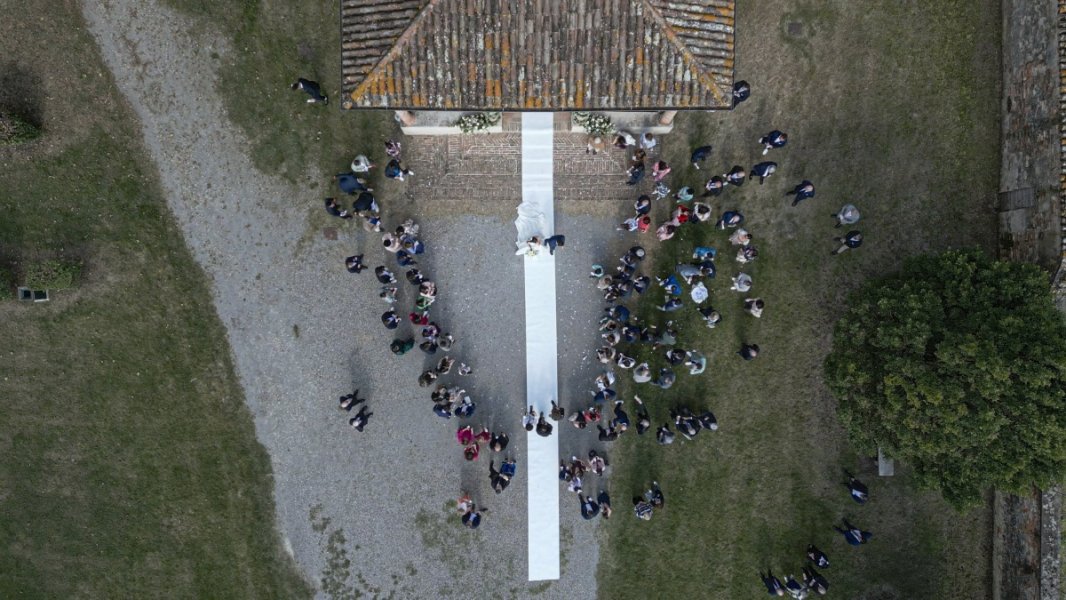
[456,112,502,133]
[573,111,613,136]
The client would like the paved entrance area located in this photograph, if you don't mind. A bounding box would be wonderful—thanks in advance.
[399,128,646,215]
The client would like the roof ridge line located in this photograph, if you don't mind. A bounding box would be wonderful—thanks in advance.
[639,0,726,106]
[348,0,440,104]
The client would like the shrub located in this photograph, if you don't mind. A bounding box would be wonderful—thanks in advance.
[22,259,82,290]
[0,112,42,146]
[0,267,14,300]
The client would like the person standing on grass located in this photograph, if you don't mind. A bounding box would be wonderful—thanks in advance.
[786,180,816,206]
[350,154,373,173]
[334,172,371,194]
[691,145,713,169]
[697,410,718,431]
[349,405,372,431]
[783,575,807,598]
[656,424,676,445]
[758,129,787,155]
[699,305,722,328]
[760,569,785,596]
[744,297,765,318]
[729,228,753,246]
[733,80,751,104]
[724,165,747,186]
[802,566,829,595]
[351,191,378,214]
[633,396,651,434]
[598,489,613,519]
[834,519,873,546]
[291,78,328,104]
[633,496,654,520]
[806,544,830,568]
[730,273,753,293]
[643,481,665,508]
[844,470,869,504]
[831,230,863,255]
[738,343,760,361]
[750,161,778,184]
[704,175,726,197]
[831,204,861,227]
[717,210,745,229]
[324,197,352,220]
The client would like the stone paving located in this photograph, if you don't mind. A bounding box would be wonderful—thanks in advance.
[400,127,658,216]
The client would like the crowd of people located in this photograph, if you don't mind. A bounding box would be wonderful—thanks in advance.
[585,78,874,595]
[316,132,518,529]
[304,72,873,586]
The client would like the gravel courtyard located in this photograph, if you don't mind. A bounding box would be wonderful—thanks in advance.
[82,1,642,597]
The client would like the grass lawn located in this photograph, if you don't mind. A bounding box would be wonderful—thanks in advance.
[164,0,395,185]
[598,1,999,599]
[0,1,308,597]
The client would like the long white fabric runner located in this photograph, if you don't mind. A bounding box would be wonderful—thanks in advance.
[519,112,560,581]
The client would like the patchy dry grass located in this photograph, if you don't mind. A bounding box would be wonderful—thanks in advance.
[0,1,309,597]
[598,1,999,598]
[164,0,395,185]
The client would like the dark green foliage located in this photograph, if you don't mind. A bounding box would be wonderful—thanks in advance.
[0,112,41,146]
[825,249,1066,508]
[0,266,14,299]
[21,258,81,290]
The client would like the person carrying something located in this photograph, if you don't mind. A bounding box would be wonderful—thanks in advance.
[758,129,788,155]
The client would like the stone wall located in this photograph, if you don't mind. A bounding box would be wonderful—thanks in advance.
[1000,0,1062,273]
[994,2,1063,600]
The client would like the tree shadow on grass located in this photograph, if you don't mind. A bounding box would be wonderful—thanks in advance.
[0,61,43,127]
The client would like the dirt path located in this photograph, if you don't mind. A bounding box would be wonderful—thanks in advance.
[80,0,607,598]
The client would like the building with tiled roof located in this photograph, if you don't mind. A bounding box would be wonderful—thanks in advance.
[341,0,735,132]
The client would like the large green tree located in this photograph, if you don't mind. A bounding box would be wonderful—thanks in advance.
[824,249,1066,508]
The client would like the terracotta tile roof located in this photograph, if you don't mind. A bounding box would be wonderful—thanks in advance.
[341,0,735,111]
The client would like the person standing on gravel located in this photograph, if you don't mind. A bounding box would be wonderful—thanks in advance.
[349,405,372,431]
[291,78,328,104]
[345,254,365,274]
[579,494,600,519]
[460,502,482,529]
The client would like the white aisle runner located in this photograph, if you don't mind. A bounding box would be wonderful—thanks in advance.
[520,112,560,582]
